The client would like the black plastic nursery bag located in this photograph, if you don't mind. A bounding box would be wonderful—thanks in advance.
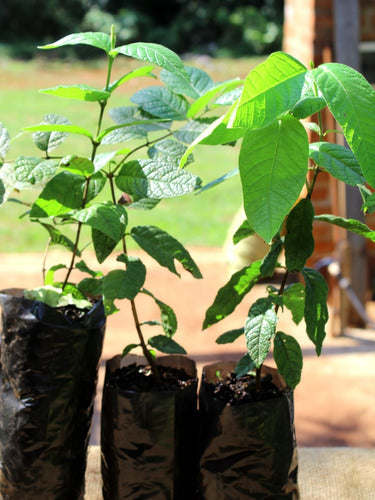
[0,288,106,500]
[101,354,199,500]
[198,362,299,500]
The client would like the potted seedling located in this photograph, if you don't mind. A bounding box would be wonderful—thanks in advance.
[0,28,242,499]
[181,52,375,498]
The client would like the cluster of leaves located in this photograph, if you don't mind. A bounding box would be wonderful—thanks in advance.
[0,30,241,362]
[183,51,375,389]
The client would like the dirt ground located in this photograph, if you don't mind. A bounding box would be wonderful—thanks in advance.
[0,248,374,448]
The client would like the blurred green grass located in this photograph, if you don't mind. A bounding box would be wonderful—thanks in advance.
[0,55,262,252]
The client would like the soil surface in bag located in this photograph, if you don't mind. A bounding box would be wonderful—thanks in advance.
[101,354,199,500]
[0,288,106,500]
[199,362,299,500]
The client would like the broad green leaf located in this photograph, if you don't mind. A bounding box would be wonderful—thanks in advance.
[24,285,92,309]
[215,87,243,106]
[60,156,95,176]
[161,65,214,99]
[77,277,103,296]
[234,353,256,377]
[23,123,93,139]
[32,114,71,152]
[245,297,277,368]
[285,198,315,272]
[141,288,177,337]
[131,225,202,278]
[75,260,102,278]
[313,63,375,187]
[30,171,105,218]
[273,331,303,389]
[233,219,255,244]
[203,261,262,329]
[71,202,127,242]
[131,86,189,120]
[259,239,283,277]
[306,122,321,135]
[103,259,146,302]
[291,72,326,119]
[187,78,242,118]
[109,65,155,93]
[13,157,58,189]
[239,115,309,243]
[94,151,123,172]
[115,159,201,199]
[216,327,244,344]
[148,335,186,355]
[92,229,118,264]
[112,42,188,81]
[40,223,79,254]
[39,32,111,53]
[283,283,305,325]
[301,267,328,354]
[122,344,140,357]
[314,214,375,242]
[309,142,365,186]
[234,52,307,129]
[40,85,110,103]
[97,119,170,143]
[148,139,191,165]
[174,118,216,144]
[0,122,10,161]
[101,125,147,144]
[44,264,66,285]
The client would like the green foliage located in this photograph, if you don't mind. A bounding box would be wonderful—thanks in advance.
[0,28,231,367]
[199,51,375,389]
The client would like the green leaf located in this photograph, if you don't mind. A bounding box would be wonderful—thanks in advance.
[122,343,140,357]
[38,31,111,53]
[60,156,95,176]
[301,267,329,355]
[32,114,71,152]
[115,159,201,199]
[0,122,10,161]
[174,118,215,144]
[283,283,305,325]
[141,289,177,337]
[362,191,375,214]
[103,259,146,302]
[245,297,277,368]
[112,42,188,81]
[314,214,375,242]
[148,139,191,165]
[234,52,307,129]
[131,225,202,278]
[234,354,256,377]
[23,123,93,139]
[94,151,123,172]
[161,65,214,99]
[148,335,186,355]
[240,115,309,243]
[285,198,315,272]
[13,157,58,189]
[260,239,283,277]
[45,264,66,285]
[273,331,303,389]
[109,65,155,93]
[92,229,118,264]
[75,260,102,278]
[216,327,244,344]
[309,142,365,186]
[306,122,321,135]
[196,168,239,195]
[30,171,105,218]
[187,78,242,118]
[40,85,110,102]
[203,261,262,329]
[313,63,375,188]
[232,219,256,244]
[131,86,189,120]
[71,202,127,242]
[40,223,79,254]
[77,277,103,296]
[291,73,326,119]
[24,285,92,309]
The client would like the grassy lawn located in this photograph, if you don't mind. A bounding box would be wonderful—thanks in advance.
[0,55,263,252]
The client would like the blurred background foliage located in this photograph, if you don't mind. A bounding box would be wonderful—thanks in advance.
[0,0,283,59]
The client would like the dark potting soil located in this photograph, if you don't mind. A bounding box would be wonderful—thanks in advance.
[206,372,284,406]
[110,363,195,392]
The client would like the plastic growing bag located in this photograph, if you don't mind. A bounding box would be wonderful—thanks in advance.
[101,354,199,500]
[198,362,299,499]
[0,288,106,500]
